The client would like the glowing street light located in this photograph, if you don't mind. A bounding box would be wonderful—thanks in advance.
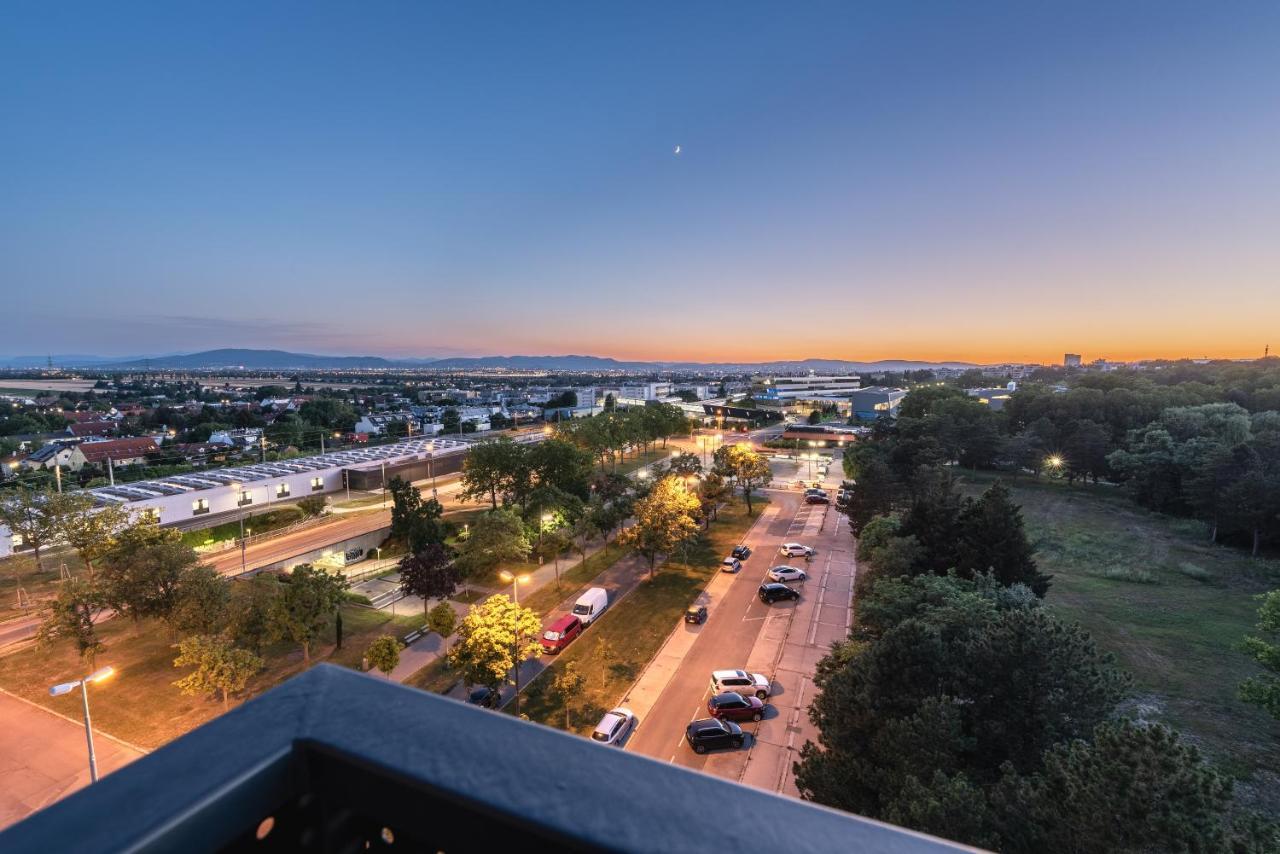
[49,666,115,783]
[1046,455,1064,472]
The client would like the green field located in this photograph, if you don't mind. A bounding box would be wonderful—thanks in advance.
[955,471,1280,813]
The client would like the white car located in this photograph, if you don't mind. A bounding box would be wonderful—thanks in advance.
[767,565,808,584]
[710,669,773,700]
[591,707,636,746]
[779,543,815,558]
[721,557,742,573]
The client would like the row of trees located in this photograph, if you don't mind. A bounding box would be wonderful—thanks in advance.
[868,381,1280,554]
[795,573,1276,850]
[553,405,692,471]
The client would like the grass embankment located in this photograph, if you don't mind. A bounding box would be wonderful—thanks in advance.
[611,447,676,476]
[0,603,422,749]
[517,499,763,733]
[0,550,81,622]
[956,471,1280,807]
[181,506,306,549]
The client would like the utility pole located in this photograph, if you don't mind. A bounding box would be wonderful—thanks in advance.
[54,459,63,494]
[107,457,114,486]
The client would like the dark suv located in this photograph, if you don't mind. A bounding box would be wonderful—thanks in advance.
[731,545,752,560]
[685,718,745,754]
[707,692,765,722]
[758,582,800,604]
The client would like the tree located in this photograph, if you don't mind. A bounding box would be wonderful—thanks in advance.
[452,509,530,586]
[441,407,461,433]
[714,444,771,514]
[619,475,701,578]
[268,564,348,666]
[387,477,445,553]
[295,495,326,518]
[171,565,232,637]
[897,469,965,577]
[98,521,203,631]
[459,438,526,509]
[365,635,404,675]
[550,661,587,729]
[448,593,542,693]
[398,544,460,612]
[699,471,731,522]
[668,452,702,477]
[36,578,107,668]
[807,409,823,425]
[528,438,594,499]
[992,720,1240,854]
[0,486,60,574]
[54,494,132,582]
[229,573,279,654]
[426,601,458,657]
[955,481,1051,596]
[1239,589,1280,720]
[172,634,264,710]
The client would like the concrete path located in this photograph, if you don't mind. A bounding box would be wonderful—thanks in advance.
[0,689,145,830]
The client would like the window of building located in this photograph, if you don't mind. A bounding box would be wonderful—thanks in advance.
[310,477,324,492]
[239,490,253,507]
[276,483,290,498]
[192,498,210,515]
[11,533,24,549]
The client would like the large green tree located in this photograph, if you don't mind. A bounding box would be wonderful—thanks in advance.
[172,634,264,710]
[955,481,1051,596]
[448,593,541,693]
[387,477,445,553]
[1239,589,1280,721]
[452,508,531,585]
[0,486,60,574]
[619,475,701,578]
[98,521,203,631]
[459,438,526,509]
[268,564,348,665]
[398,543,460,612]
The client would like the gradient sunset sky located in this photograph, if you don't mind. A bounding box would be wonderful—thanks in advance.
[3,3,1278,364]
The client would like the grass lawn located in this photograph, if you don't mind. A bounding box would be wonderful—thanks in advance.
[516,499,763,733]
[611,447,677,477]
[0,603,424,749]
[403,655,460,695]
[180,506,305,549]
[956,471,1280,811]
[0,548,83,621]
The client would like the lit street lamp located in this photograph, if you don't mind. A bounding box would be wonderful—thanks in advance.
[498,571,532,718]
[49,666,115,783]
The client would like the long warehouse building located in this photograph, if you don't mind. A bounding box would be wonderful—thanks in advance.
[0,436,512,559]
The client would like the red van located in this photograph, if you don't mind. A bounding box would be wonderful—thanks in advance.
[541,614,583,654]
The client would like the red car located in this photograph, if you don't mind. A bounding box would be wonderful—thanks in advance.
[541,614,583,654]
[707,692,765,723]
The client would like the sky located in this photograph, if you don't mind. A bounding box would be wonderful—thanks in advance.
[2,2,1278,365]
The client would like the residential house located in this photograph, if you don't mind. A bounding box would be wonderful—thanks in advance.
[21,442,78,471]
[71,437,160,471]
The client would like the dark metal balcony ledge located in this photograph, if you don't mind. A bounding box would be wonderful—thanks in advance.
[1,665,971,853]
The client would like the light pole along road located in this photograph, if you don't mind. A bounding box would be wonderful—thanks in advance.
[48,666,116,784]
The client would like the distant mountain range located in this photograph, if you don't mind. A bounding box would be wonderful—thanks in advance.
[0,349,981,373]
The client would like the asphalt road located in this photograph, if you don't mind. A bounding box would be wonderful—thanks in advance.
[625,490,804,765]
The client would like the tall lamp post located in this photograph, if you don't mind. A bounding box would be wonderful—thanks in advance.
[49,666,115,783]
[498,571,532,718]
[230,482,247,574]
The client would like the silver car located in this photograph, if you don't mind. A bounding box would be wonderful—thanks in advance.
[591,707,636,746]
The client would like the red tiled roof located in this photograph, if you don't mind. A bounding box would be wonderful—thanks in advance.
[76,438,158,464]
[68,421,118,437]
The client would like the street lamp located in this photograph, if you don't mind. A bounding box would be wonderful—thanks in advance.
[49,666,115,783]
[1045,455,1064,476]
[230,482,247,574]
[498,571,532,718]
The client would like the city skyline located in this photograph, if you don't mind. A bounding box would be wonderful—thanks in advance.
[4,3,1279,365]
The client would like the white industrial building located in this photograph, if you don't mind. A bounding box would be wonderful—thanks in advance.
[1,438,472,559]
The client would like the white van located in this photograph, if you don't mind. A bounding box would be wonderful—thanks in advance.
[572,587,609,625]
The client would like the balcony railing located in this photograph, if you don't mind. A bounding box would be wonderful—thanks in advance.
[0,665,971,853]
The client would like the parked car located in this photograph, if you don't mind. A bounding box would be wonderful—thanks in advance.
[685,604,708,624]
[685,718,745,754]
[731,545,752,560]
[710,669,772,700]
[591,707,636,746]
[767,565,808,584]
[759,582,801,604]
[572,587,609,625]
[804,491,830,505]
[720,557,742,573]
[707,692,765,723]
[541,614,583,654]
[778,542,815,558]
[467,686,500,709]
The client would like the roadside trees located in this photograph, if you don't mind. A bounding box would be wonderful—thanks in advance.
[268,564,348,666]
[448,593,541,695]
[98,521,203,633]
[459,439,525,509]
[550,661,587,730]
[0,486,60,574]
[172,634,264,710]
[620,475,701,579]
[398,543,460,613]
[36,578,108,668]
[54,494,132,583]
[452,509,531,588]
[388,477,445,553]
[714,444,771,515]
[365,635,404,675]
[171,565,232,636]
[426,601,458,657]
[229,574,279,655]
